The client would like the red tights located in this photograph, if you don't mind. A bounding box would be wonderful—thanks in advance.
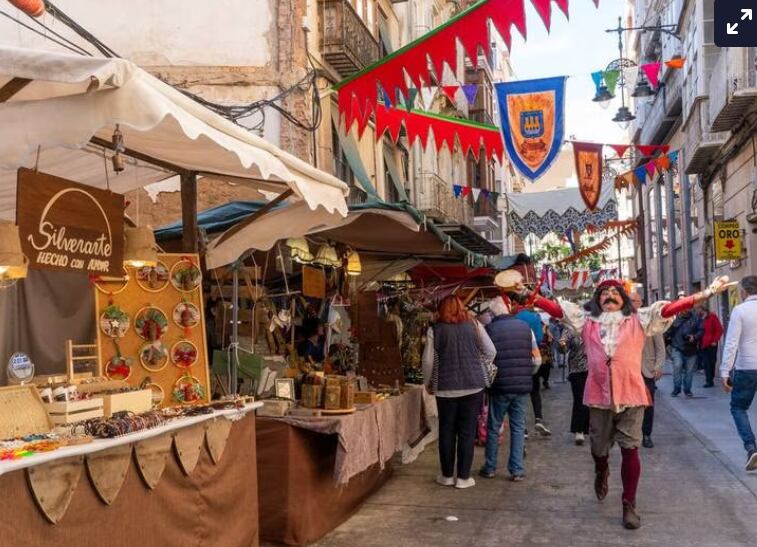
[592,448,641,504]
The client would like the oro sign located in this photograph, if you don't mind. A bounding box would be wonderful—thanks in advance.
[714,220,742,261]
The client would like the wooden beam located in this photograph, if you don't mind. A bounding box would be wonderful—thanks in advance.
[0,78,31,102]
[180,172,199,253]
[215,189,294,246]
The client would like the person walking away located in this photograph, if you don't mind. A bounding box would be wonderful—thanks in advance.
[422,295,496,489]
[699,303,724,388]
[478,296,541,481]
[630,292,666,449]
[515,276,730,529]
[559,326,590,445]
[514,305,552,436]
[668,308,704,397]
[720,276,757,471]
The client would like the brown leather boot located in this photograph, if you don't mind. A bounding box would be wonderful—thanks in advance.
[594,468,609,500]
[622,500,641,529]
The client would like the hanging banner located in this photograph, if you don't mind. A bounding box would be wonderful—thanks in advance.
[495,76,567,181]
[16,168,125,276]
[572,141,603,210]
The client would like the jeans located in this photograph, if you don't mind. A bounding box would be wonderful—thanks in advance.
[437,390,485,479]
[642,376,656,436]
[568,371,590,434]
[730,370,757,453]
[482,392,528,476]
[671,348,698,393]
[701,346,718,385]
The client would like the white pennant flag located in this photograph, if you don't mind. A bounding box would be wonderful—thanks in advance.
[471,188,481,202]
[421,86,437,110]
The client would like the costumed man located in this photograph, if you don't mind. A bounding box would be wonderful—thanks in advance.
[499,273,730,530]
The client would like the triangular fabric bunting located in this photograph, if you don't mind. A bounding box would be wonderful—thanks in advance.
[442,85,459,103]
[591,71,603,92]
[645,161,657,179]
[604,70,620,95]
[665,57,686,69]
[636,145,656,157]
[462,84,479,105]
[642,62,662,88]
[404,88,418,111]
[453,184,463,198]
[421,86,437,110]
[471,188,481,202]
[634,166,647,185]
[655,154,671,171]
[461,186,472,198]
[609,144,630,157]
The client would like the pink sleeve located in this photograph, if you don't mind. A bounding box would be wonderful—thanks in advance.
[660,296,697,318]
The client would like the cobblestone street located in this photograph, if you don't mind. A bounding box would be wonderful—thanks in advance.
[317,376,757,546]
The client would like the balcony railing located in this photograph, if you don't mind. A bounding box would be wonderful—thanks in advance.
[319,0,380,78]
[709,48,757,133]
[683,100,728,175]
[415,172,473,226]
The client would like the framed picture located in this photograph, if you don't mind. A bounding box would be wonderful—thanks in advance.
[275,378,295,400]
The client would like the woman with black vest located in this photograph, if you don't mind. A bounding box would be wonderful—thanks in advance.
[422,295,496,489]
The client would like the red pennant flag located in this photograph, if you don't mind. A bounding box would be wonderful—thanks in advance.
[608,144,630,157]
[572,141,604,210]
[636,145,656,157]
[441,85,460,103]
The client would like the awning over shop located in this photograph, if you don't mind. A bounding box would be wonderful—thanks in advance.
[506,182,617,239]
[0,46,349,219]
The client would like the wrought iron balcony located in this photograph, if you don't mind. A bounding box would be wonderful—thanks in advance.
[683,100,728,175]
[709,48,757,133]
[319,0,380,78]
[415,172,473,226]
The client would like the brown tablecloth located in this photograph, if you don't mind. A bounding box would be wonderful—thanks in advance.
[256,418,392,546]
[270,385,425,484]
[2,412,259,547]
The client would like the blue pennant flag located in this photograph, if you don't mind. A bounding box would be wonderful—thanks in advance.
[634,166,647,185]
[494,76,567,182]
[453,184,462,198]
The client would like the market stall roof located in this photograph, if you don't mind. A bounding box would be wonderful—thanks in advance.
[0,46,349,219]
[506,182,617,239]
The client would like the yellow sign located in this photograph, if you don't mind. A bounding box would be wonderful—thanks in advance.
[715,220,742,261]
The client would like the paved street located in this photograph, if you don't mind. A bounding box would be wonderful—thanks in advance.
[316,374,757,546]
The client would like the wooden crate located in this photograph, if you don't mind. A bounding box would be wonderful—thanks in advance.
[45,398,104,425]
[0,385,53,439]
[100,389,152,417]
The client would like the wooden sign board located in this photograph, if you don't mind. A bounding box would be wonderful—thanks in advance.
[16,168,124,276]
[302,265,326,299]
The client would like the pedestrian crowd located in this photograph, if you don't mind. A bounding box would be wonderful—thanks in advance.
[422,273,757,531]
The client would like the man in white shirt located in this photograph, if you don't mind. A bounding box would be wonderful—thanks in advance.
[720,276,757,471]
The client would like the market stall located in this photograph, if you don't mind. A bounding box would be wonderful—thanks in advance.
[0,46,350,547]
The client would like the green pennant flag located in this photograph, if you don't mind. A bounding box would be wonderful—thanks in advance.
[603,70,620,96]
[404,88,418,112]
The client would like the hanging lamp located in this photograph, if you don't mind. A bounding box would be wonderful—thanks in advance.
[123,226,158,268]
[0,222,28,280]
[345,249,362,276]
[287,237,313,263]
[313,243,341,268]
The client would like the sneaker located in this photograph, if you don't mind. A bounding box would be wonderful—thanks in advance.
[510,474,525,482]
[574,432,585,445]
[535,420,552,436]
[642,435,654,449]
[436,475,455,487]
[622,500,641,530]
[684,391,693,398]
[671,390,681,397]
[746,450,757,472]
[455,477,476,489]
[478,468,495,479]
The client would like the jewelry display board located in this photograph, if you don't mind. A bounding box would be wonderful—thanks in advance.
[94,254,210,407]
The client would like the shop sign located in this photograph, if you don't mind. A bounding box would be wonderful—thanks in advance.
[16,168,124,276]
[714,220,742,261]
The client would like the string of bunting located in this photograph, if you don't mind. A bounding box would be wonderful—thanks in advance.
[591,57,686,96]
[614,150,680,190]
[554,221,638,267]
[375,103,504,161]
[336,0,601,134]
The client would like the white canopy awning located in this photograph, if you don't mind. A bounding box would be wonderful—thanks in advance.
[0,46,349,219]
